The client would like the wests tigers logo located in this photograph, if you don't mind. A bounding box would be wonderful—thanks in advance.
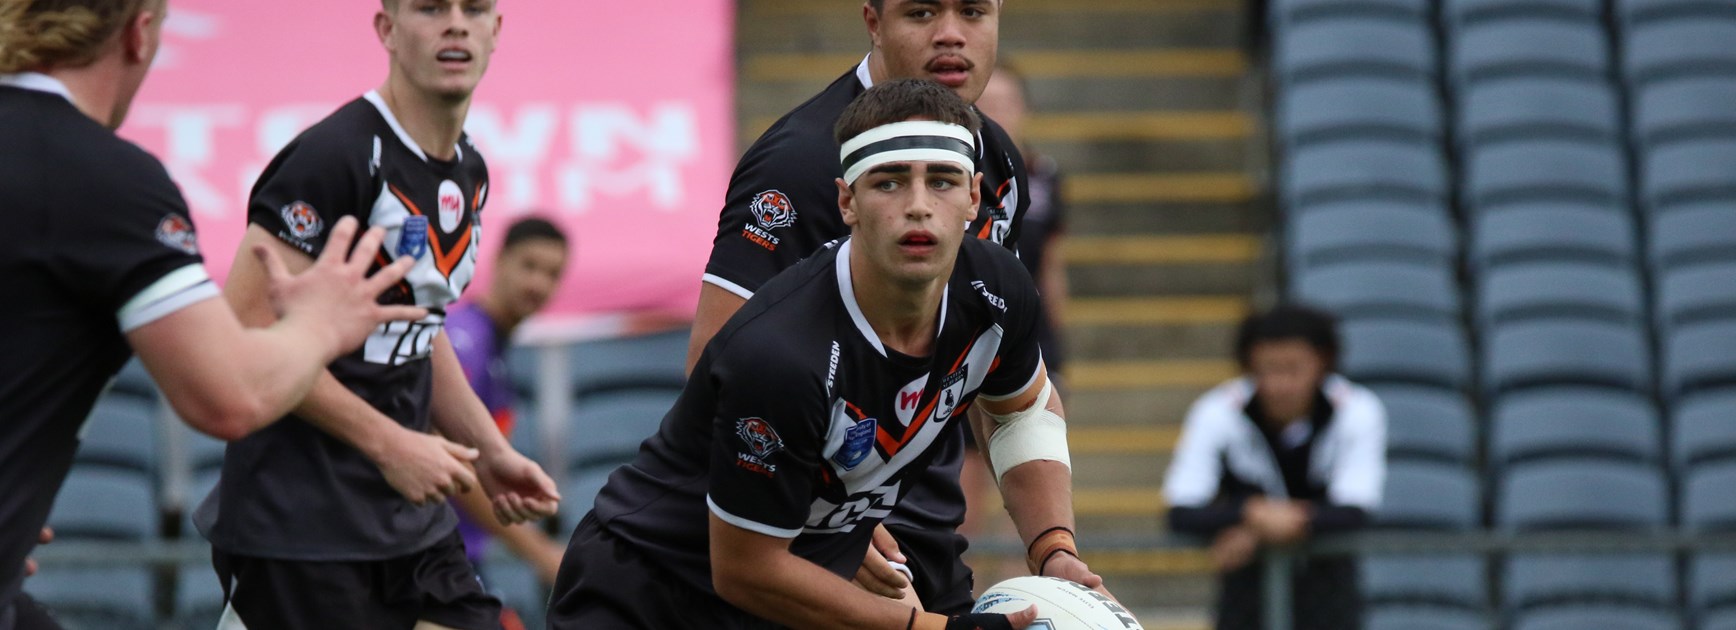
[750,190,796,230]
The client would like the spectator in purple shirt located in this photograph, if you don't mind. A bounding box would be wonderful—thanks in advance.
[446,217,570,613]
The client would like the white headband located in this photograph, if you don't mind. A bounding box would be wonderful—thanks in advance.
[839,120,977,185]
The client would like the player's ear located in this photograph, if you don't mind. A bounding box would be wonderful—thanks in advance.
[967,172,983,221]
[121,7,158,65]
[863,2,882,49]
[374,9,395,49]
[837,177,858,228]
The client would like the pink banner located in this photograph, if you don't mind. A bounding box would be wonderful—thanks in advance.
[121,1,735,336]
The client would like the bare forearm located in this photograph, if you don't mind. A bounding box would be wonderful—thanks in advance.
[429,334,511,455]
[1000,459,1077,546]
[290,370,408,460]
[718,553,916,629]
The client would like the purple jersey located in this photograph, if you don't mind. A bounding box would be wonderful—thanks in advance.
[445,301,515,566]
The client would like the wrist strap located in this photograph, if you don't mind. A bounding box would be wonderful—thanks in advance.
[1026,526,1078,575]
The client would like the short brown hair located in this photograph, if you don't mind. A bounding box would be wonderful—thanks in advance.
[834,78,981,146]
[0,0,155,73]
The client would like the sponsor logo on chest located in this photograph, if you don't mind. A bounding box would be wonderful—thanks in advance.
[437,180,465,234]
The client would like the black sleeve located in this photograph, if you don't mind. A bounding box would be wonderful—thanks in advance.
[702,124,849,297]
[705,340,829,538]
[1309,505,1370,533]
[54,154,211,328]
[978,246,1047,398]
[247,130,369,258]
[1168,499,1249,538]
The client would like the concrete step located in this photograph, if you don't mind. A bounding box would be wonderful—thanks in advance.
[1074,452,1170,488]
[1067,359,1238,392]
[738,4,1244,53]
[1069,320,1240,362]
[1063,235,1259,266]
[1065,387,1215,429]
[1070,424,1182,456]
[1067,296,1247,326]
[1069,261,1260,296]
[1067,201,1269,236]
[1064,173,1256,205]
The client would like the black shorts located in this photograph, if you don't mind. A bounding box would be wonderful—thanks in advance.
[547,513,776,630]
[213,530,500,630]
[885,523,975,616]
[2,592,63,630]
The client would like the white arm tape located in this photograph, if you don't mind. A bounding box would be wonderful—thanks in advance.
[985,380,1071,484]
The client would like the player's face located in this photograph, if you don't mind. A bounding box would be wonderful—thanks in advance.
[867,0,1001,104]
[840,160,981,286]
[974,71,1026,143]
[491,238,567,322]
[379,0,501,102]
[1246,339,1329,420]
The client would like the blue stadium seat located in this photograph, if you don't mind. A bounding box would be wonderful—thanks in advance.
[1641,139,1736,208]
[76,394,158,473]
[1666,321,1736,399]
[110,358,159,401]
[1282,139,1450,208]
[1274,18,1438,83]
[1648,202,1736,269]
[558,464,618,537]
[1708,610,1736,630]
[1443,0,1603,29]
[1657,261,1736,331]
[1683,460,1736,531]
[1633,77,1736,146]
[1285,200,1457,268]
[1370,385,1478,465]
[1277,78,1444,146]
[567,389,677,472]
[173,564,224,630]
[1495,460,1669,530]
[48,468,157,540]
[1474,262,1645,325]
[1467,201,1637,268]
[569,329,690,399]
[1512,607,1682,630]
[1269,0,1431,28]
[1340,318,1474,389]
[1480,319,1653,395]
[1362,555,1491,608]
[1376,461,1482,529]
[1673,389,1736,471]
[483,558,548,630]
[1488,387,1662,467]
[1291,262,1461,320]
[1624,19,1736,83]
[1617,0,1736,26]
[1449,19,1611,85]
[25,567,155,630]
[1366,606,1493,630]
[1504,554,1679,609]
[1463,140,1629,207]
[1690,554,1736,613]
[1455,78,1621,146]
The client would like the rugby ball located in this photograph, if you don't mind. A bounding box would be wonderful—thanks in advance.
[972,576,1144,630]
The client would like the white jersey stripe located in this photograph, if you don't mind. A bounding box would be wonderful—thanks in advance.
[117,264,219,332]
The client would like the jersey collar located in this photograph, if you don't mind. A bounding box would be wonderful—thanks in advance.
[0,72,74,103]
[834,239,949,358]
[855,54,874,90]
[362,90,464,163]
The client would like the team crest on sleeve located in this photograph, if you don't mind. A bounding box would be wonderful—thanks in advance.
[154,213,198,255]
[398,215,430,259]
[736,417,784,459]
[280,201,323,240]
[831,415,878,471]
[751,190,797,230]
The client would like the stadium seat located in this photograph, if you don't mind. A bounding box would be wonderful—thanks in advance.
[1340,318,1474,389]
[1268,0,1431,28]
[25,567,156,630]
[1376,460,1482,529]
[1504,554,1679,609]
[1274,18,1438,83]
[1284,200,1457,268]
[1480,319,1653,395]
[1488,387,1662,467]
[1664,321,1736,398]
[569,329,690,399]
[48,468,158,540]
[1624,19,1736,83]
[1633,77,1736,146]
[1641,139,1736,209]
[1657,261,1736,331]
[1495,460,1669,530]
[1277,78,1444,146]
[558,463,619,535]
[1648,201,1736,269]
[1617,0,1736,26]
[110,357,159,400]
[1467,201,1637,269]
[76,394,158,473]
[483,558,548,630]
[1449,19,1611,85]
[1443,0,1603,29]
[1370,385,1478,465]
[567,389,677,472]
[1282,140,1450,208]
[180,424,228,475]
[1366,605,1494,630]
[1362,555,1492,608]
[1683,460,1736,531]
[1689,553,1736,611]
[173,564,225,630]
[1290,262,1461,320]
[1673,389,1736,471]
[1474,262,1645,325]
[1455,78,1621,147]
[1462,140,1629,207]
[1511,606,1682,630]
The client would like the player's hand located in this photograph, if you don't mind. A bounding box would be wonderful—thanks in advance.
[1244,497,1310,544]
[23,527,51,577]
[254,215,427,356]
[1038,551,1116,602]
[927,607,1038,630]
[1211,524,1260,572]
[853,523,912,598]
[375,428,480,505]
[476,449,562,526]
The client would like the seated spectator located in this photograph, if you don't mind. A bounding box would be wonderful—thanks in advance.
[1163,304,1386,630]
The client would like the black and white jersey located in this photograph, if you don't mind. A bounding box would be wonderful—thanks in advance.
[0,74,217,606]
[702,59,1032,532]
[587,238,1045,596]
[194,92,489,561]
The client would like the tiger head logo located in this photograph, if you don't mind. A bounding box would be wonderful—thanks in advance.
[750,190,796,230]
[736,417,784,459]
[281,201,323,240]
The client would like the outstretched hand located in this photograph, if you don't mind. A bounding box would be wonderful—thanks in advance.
[477,449,562,526]
[254,215,426,356]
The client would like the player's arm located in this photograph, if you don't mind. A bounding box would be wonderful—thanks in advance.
[128,217,423,440]
[428,333,561,525]
[685,282,747,374]
[709,517,1034,630]
[451,482,565,582]
[224,224,483,504]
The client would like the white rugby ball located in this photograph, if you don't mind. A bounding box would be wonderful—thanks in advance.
[972,576,1143,630]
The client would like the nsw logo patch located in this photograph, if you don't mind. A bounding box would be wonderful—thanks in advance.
[154,213,198,255]
[831,417,877,471]
[736,417,784,459]
[280,201,323,240]
[398,215,430,259]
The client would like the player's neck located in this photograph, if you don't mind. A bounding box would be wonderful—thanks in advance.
[477,294,524,337]
[377,76,470,161]
[851,257,949,358]
[46,62,125,129]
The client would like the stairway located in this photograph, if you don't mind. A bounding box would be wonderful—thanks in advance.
[734,1,1266,625]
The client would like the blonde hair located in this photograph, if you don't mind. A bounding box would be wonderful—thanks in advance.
[0,0,152,73]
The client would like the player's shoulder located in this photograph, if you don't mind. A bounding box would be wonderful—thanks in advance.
[955,238,1033,292]
[277,98,383,163]
[976,112,1025,165]
[1324,375,1387,428]
[1184,377,1257,432]
[714,245,843,356]
[739,69,858,167]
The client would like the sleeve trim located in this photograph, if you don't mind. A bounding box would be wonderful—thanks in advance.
[117,264,220,332]
[702,273,756,301]
[978,353,1045,402]
[706,495,801,539]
